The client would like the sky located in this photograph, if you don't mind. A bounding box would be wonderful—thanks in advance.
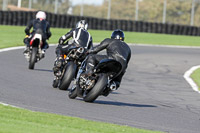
[70,0,104,6]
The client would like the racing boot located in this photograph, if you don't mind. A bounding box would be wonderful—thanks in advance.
[52,77,59,88]
[23,46,30,55]
[40,49,46,59]
[23,46,30,61]
[53,56,64,77]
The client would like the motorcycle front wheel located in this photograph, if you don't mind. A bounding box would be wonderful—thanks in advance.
[29,47,37,69]
[83,73,108,103]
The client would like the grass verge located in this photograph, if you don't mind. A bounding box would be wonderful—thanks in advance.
[1,25,200,49]
[0,104,162,133]
[191,68,200,91]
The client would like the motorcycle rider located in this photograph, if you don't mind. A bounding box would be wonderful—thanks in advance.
[23,11,51,57]
[53,20,93,79]
[82,29,131,96]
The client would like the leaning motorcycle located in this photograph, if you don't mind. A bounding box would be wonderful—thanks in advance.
[24,33,44,69]
[52,46,86,90]
[68,58,122,102]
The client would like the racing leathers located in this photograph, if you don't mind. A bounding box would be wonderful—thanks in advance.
[53,27,93,76]
[23,18,51,51]
[85,38,131,91]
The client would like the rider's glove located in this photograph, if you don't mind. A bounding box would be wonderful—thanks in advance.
[58,35,66,45]
[58,38,64,45]
[25,35,29,38]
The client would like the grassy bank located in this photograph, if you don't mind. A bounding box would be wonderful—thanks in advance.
[191,68,200,91]
[0,104,162,133]
[1,25,200,49]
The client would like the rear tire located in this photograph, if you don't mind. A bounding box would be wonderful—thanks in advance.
[29,47,37,69]
[59,61,77,90]
[83,74,108,102]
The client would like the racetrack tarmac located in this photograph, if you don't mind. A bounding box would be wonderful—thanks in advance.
[0,45,200,133]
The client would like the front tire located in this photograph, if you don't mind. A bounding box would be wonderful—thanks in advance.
[29,47,37,69]
[59,61,77,90]
[83,74,108,102]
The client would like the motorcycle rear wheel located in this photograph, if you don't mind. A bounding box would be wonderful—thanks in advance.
[59,61,77,90]
[83,74,108,103]
[29,47,37,69]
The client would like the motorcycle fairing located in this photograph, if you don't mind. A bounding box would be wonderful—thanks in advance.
[30,33,43,47]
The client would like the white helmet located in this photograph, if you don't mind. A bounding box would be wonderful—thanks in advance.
[76,20,88,30]
[36,11,46,20]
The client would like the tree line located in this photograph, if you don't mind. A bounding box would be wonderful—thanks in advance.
[1,0,200,26]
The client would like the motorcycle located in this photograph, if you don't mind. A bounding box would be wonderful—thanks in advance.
[68,58,122,102]
[52,46,87,90]
[24,32,44,70]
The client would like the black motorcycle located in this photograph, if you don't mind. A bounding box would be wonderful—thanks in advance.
[52,46,86,90]
[68,58,122,102]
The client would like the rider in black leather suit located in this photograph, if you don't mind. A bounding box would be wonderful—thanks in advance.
[23,11,51,54]
[53,20,93,77]
[84,29,131,94]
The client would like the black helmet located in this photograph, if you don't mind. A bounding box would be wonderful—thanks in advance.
[76,20,88,30]
[111,29,125,41]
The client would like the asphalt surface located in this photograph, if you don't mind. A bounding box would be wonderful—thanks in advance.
[0,45,200,133]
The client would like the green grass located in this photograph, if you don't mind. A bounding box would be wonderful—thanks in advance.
[125,31,200,46]
[191,68,200,91]
[1,25,200,49]
[0,104,162,133]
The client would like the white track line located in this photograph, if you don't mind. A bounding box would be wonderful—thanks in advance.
[184,65,200,93]
[0,102,22,108]
[0,44,199,107]
[0,46,25,53]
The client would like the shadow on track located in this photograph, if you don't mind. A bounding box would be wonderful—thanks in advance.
[34,69,53,73]
[94,100,157,108]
